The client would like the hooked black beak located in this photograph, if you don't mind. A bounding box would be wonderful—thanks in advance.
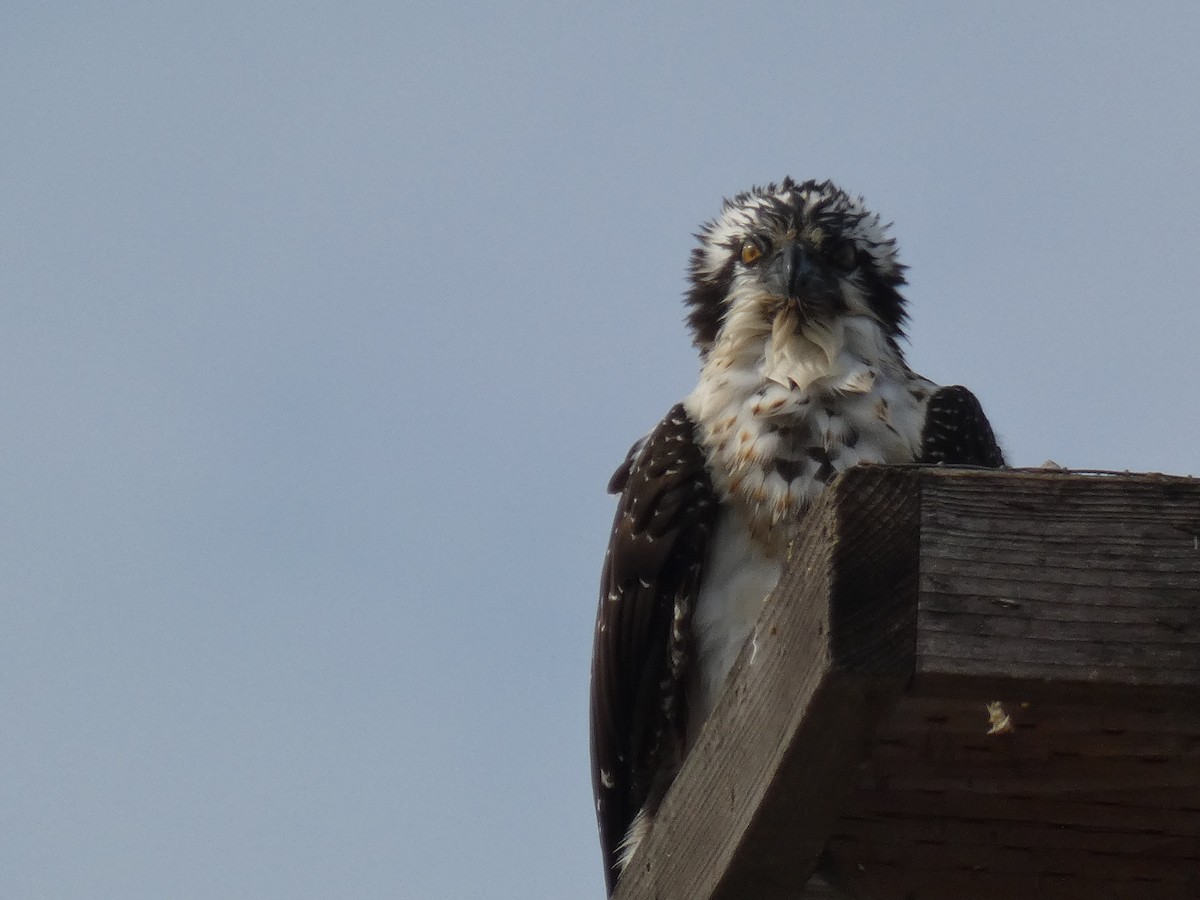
[763,243,840,311]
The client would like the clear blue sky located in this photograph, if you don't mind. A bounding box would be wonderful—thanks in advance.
[3,4,1199,899]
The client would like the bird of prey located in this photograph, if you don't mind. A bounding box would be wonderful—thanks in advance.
[589,178,1003,894]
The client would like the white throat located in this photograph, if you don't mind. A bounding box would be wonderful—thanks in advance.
[684,311,934,553]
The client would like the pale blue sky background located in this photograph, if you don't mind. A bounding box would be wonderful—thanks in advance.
[3,4,1199,899]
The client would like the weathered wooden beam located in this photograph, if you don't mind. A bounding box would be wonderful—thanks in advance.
[914,468,1200,697]
[611,467,1200,900]
[826,469,1200,900]
[612,466,921,900]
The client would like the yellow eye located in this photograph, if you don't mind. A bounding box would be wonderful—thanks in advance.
[740,241,763,266]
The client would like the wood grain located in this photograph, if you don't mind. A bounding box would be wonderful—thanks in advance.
[828,468,1200,899]
[610,467,1200,900]
[612,467,918,900]
[916,469,1200,693]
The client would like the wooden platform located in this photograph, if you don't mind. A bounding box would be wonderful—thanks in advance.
[611,467,1200,900]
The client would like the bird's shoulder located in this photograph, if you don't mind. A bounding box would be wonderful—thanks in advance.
[920,384,1005,467]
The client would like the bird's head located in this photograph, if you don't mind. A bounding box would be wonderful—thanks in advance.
[685,178,908,355]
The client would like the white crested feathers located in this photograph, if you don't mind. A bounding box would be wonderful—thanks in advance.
[693,180,901,285]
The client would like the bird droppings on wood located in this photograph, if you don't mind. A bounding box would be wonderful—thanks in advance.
[986,701,1014,735]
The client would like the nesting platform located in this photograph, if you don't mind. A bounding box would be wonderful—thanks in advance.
[611,467,1200,900]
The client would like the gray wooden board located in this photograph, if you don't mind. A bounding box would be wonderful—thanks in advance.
[611,468,1200,900]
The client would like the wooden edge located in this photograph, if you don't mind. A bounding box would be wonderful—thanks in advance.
[911,672,1200,705]
[913,465,1200,692]
[612,466,1200,900]
[613,468,920,900]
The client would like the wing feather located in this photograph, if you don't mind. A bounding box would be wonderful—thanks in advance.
[920,384,1005,467]
[589,403,716,894]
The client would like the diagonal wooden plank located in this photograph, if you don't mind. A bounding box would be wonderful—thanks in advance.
[613,467,918,900]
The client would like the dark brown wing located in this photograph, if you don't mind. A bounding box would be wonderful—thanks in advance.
[920,385,1005,467]
[589,403,717,894]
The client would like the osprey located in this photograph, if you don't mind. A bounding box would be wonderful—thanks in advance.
[589,178,1004,894]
